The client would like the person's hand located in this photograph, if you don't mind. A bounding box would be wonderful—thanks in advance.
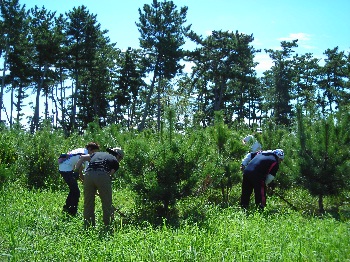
[265,174,275,185]
[266,181,276,196]
[266,186,274,196]
[269,181,276,190]
[240,165,245,171]
[109,169,116,180]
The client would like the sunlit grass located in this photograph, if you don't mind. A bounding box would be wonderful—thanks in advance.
[0,182,349,261]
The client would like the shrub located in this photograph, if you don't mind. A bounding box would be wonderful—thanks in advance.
[0,127,25,185]
[296,109,350,212]
[21,124,61,189]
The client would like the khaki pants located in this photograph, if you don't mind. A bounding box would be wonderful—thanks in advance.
[83,170,113,227]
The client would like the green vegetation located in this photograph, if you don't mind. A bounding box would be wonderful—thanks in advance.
[0,116,349,261]
[1,1,349,135]
[0,182,349,261]
[1,0,349,260]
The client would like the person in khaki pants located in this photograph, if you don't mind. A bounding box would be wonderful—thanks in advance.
[58,142,100,216]
[75,147,124,228]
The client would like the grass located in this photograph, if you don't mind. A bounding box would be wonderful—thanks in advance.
[0,182,349,261]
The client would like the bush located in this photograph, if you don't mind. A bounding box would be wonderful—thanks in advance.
[21,125,62,189]
[0,127,26,185]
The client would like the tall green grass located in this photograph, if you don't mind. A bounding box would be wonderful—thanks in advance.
[1,183,349,261]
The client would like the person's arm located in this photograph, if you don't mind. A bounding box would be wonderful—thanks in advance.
[108,169,116,178]
[78,165,84,182]
[265,174,275,185]
[241,153,252,171]
[74,155,91,173]
[265,162,279,185]
[108,159,120,179]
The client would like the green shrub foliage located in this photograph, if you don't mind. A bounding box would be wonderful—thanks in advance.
[23,124,61,189]
[0,128,20,185]
[262,120,299,190]
[206,112,246,204]
[126,109,204,223]
[297,108,350,212]
[1,108,349,221]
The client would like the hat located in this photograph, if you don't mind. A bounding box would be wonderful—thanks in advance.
[106,147,124,159]
[256,128,262,133]
[274,149,284,160]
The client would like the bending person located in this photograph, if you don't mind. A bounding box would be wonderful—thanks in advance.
[240,149,284,210]
[75,147,124,228]
[58,142,100,216]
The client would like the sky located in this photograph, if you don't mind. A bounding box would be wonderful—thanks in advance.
[1,0,350,125]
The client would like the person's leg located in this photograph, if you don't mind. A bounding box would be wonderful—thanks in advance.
[240,174,253,209]
[83,172,97,228]
[60,171,80,215]
[60,172,70,212]
[253,179,266,209]
[95,173,113,226]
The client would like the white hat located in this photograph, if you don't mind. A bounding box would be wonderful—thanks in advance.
[107,147,124,159]
[274,149,284,160]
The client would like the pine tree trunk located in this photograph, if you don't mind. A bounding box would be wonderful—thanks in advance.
[318,194,325,213]
[221,180,227,204]
[138,72,157,132]
[0,39,9,122]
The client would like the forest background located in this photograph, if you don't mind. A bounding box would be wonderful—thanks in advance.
[1,0,350,209]
[0,0,350,216]
[1,0,350,132]
[0,1,349,260]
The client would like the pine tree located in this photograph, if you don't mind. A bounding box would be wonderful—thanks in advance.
[28,6,61,132]
[65,5,115,131]
[113,48,145,129]
[291,53,320,117]
[265,40,297,126]
[187,30,259,126]
[0,0,30,126]
[297,108,350,213]
[318,47,348,114]
[136,0,191,131]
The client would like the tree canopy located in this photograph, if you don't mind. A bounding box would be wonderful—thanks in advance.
[0,0,349,133]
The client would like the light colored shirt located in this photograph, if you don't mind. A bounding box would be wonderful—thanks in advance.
[241,152,255,167]
[243,135,262,152]
[59,148,88,172]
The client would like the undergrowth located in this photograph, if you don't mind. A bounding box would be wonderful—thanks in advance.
[0,182,349,261]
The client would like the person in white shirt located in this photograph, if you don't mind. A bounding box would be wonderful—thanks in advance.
[58,142,100,216]
[242,128,262,153]
[241,151,261,171]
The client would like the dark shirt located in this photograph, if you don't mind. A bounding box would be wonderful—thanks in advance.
[86,152,119,173]
[244,152,279,180]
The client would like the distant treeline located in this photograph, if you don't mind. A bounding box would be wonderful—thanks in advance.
[0,109,349,221]
[0,0,349,135]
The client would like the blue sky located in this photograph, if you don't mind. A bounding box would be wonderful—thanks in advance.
[2,0,350,124]
[19,0,349,72]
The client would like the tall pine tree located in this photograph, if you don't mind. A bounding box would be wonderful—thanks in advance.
[136,0,191,131]
[297,108,350,213]
[265,40,297,126]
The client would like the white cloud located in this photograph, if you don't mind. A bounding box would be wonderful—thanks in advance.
[183,61,195,73]
[252,38,263,47]
[278,32,311,41]
[276,33,317,51]
[300,44,316,50]
[254,53,273,74]
[205,30,213,36]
